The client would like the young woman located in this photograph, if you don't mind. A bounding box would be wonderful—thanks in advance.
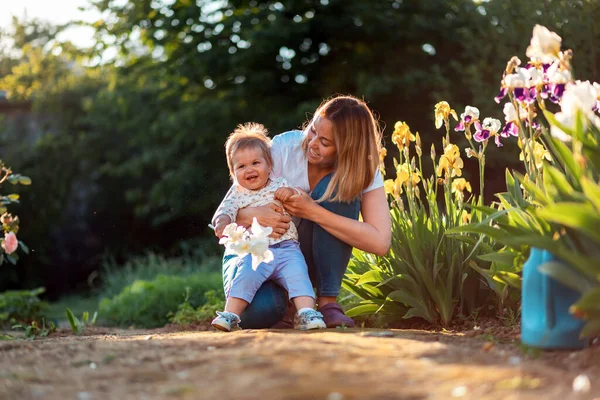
[213,95,391,328]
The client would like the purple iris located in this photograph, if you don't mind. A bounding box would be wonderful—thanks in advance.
[473,121,490,142]
[501,122,519,137]
[455,115,473,132]
[550,83,565,103]
[514,87,537,104]
[494,87,508,104]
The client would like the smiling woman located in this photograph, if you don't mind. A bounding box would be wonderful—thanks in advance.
[212,95,392,329]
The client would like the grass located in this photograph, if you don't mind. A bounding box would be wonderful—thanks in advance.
[46,294,101,325]
[47,251,223,327]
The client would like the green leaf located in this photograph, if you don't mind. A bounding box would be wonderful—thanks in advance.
[18,241,29,254]
[580,176,600,212]
[345,303,382,317]
[6,253,18,265]
[356,270,385,286]
[572,288,600,313]
[403,307,432,321]
[91,311,98,326]
[544,165,580,201]
[65,308,81,335]
[514,172,549,206]
[7,194,19,201]
[477,252,515,265]
[548,134,582,181]
[536,203,600,244]
[493,271,522,290]
[580,320,600,338]
[387,289,423,309]
[537,261,594,293]
[18,176,32,185]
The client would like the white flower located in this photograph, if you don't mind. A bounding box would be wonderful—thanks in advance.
[526,25,562,63]
[552,110,600,142]
[547,64,571,84]
[550,112,573,142]
[219,223,248,245]
[460,106,480,121]
[503,102,527,123]
[528,68,544,86]
[250,217,273,240]
[482,117,502,134]
[228,239,251,255]
[248,237,274,270]
[561,81,598,116]
[503,68,530,88]
[219,218,274,271]
[247,218,274,270]
[593,82,600,99]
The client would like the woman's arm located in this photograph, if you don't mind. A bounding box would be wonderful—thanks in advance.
[282,187,392,256]
[236,204,292,238]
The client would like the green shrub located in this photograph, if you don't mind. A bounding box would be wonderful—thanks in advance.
[0,287,48,327]
[99,272,222,328]
[100,252,221,298]
[343,112,514,327]
[169,288,225,326]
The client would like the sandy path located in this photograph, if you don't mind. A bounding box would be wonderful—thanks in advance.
[0,328,598,399]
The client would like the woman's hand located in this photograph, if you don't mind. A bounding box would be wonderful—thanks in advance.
[280,189,318,220]
[237,203,291,238]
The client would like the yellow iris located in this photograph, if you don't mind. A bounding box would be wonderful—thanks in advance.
[396,163,421,187]
[519,139,551,169]
[436,144,464,177]
[434,101,458,129]
[461,210,472,224]
[391,121,416,150]
[384,179,396,195]
[452,178,472,194]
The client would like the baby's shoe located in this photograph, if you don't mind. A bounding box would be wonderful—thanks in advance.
[294,308,326,330]
[211,311,242,332]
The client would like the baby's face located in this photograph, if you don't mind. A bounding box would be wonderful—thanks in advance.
[232,147,270,190]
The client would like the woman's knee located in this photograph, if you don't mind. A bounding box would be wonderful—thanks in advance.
[239,281,288,329]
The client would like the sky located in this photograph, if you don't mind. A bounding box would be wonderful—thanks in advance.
[0,0,101,48]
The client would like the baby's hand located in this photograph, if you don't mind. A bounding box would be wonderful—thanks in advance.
[274,187,297,203]
[213,215,232,239]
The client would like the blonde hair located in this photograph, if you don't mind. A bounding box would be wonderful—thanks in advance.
[302,95,382,203]
[225,122,273,180]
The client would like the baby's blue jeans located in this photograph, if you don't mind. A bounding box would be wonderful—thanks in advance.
[226,240,315,303]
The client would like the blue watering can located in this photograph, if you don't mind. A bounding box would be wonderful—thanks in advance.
[521,248,586,349]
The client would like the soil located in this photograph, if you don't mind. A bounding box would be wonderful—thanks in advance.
[1,322,599,400]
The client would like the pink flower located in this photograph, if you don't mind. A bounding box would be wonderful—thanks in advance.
[2,232,18,255]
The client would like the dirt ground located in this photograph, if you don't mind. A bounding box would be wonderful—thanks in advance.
[1,325,599,400]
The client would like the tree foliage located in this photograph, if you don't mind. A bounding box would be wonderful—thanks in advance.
[1,0,600,294]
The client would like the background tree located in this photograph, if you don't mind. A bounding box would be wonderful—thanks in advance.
[0,0,599,296]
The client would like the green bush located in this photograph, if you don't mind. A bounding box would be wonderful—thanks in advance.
[343,113,515,327]
[169,288,225,326]
[100,252,221,298]
[0,287,48,327]
[99,272,223,328]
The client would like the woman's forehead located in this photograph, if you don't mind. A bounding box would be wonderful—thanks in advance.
[313,116,334,138]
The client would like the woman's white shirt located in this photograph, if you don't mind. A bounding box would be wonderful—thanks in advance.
[270,130,383,193]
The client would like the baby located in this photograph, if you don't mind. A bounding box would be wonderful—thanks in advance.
[211,122,326,331]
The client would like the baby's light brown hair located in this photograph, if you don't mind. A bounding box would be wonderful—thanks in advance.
[225,122,273,179]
